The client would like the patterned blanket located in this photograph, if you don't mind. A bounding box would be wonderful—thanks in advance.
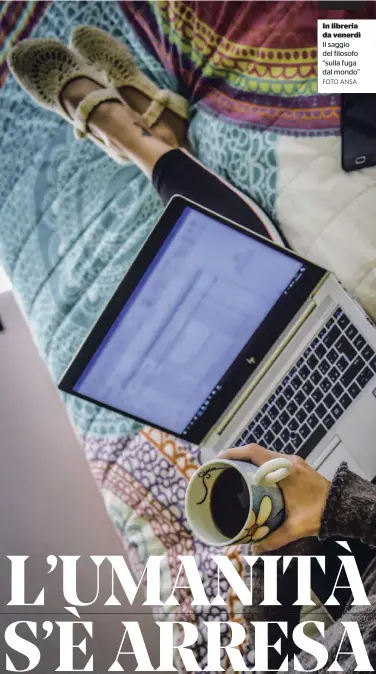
[2,2,376,670]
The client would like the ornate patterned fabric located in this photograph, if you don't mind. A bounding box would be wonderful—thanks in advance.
[0,1,50,87]
[120,0,376,135]
[2,2,376,670]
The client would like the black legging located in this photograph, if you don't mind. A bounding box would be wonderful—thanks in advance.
[152,149,286,245]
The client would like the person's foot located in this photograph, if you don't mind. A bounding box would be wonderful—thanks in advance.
[70,25,189,149]
[8,37,185,168]
[7,38,134,164]
[63,78,187,149]
[117,85,188,148]
[61,76,173,157]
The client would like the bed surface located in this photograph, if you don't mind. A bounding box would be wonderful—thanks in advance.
[1,2,376,670]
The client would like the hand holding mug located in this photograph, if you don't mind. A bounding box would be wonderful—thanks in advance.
[218,444,331,553]
[186,450,292,547]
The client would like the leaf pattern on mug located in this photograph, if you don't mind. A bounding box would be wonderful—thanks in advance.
[248,495,272,542]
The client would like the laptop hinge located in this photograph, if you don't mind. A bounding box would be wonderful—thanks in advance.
[216,296,318,436]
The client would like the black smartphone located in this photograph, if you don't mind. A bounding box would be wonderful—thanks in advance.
[341,94,376,172]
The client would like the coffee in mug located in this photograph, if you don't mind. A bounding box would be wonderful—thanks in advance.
[210,467,250,538]
[185,457,291,547]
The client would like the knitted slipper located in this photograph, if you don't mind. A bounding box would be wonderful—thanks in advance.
[7,38,130,164]
[70,25,189,128]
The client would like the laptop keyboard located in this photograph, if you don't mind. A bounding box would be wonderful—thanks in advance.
[234,307,376,459]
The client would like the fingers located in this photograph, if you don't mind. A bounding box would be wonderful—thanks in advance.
[251,522,296,554]
[218,443,280,466]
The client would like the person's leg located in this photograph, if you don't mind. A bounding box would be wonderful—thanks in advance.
[152,148,281,241]
[63,79,281,243]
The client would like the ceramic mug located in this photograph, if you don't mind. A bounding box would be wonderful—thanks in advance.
[185,457,292,547]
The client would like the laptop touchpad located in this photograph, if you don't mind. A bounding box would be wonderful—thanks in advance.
[316,437,367,480]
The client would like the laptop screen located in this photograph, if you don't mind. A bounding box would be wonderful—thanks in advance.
[72,206,311,436]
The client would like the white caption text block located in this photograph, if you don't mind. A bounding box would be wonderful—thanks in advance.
[318,19,376,93]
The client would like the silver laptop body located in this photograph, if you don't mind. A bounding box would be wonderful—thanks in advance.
[204,272,376,481]
[60,197,376,483]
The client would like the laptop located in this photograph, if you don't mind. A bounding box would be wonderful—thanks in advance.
[59,196,376,481]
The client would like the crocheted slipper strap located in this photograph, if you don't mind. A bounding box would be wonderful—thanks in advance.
[141,89,170,128]
[74,87,124,139]
[141,89,189,126]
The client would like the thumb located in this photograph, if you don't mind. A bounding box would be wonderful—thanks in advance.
[251,521,298,554]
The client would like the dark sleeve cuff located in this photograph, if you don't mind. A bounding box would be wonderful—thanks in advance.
[318,462,376,548]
